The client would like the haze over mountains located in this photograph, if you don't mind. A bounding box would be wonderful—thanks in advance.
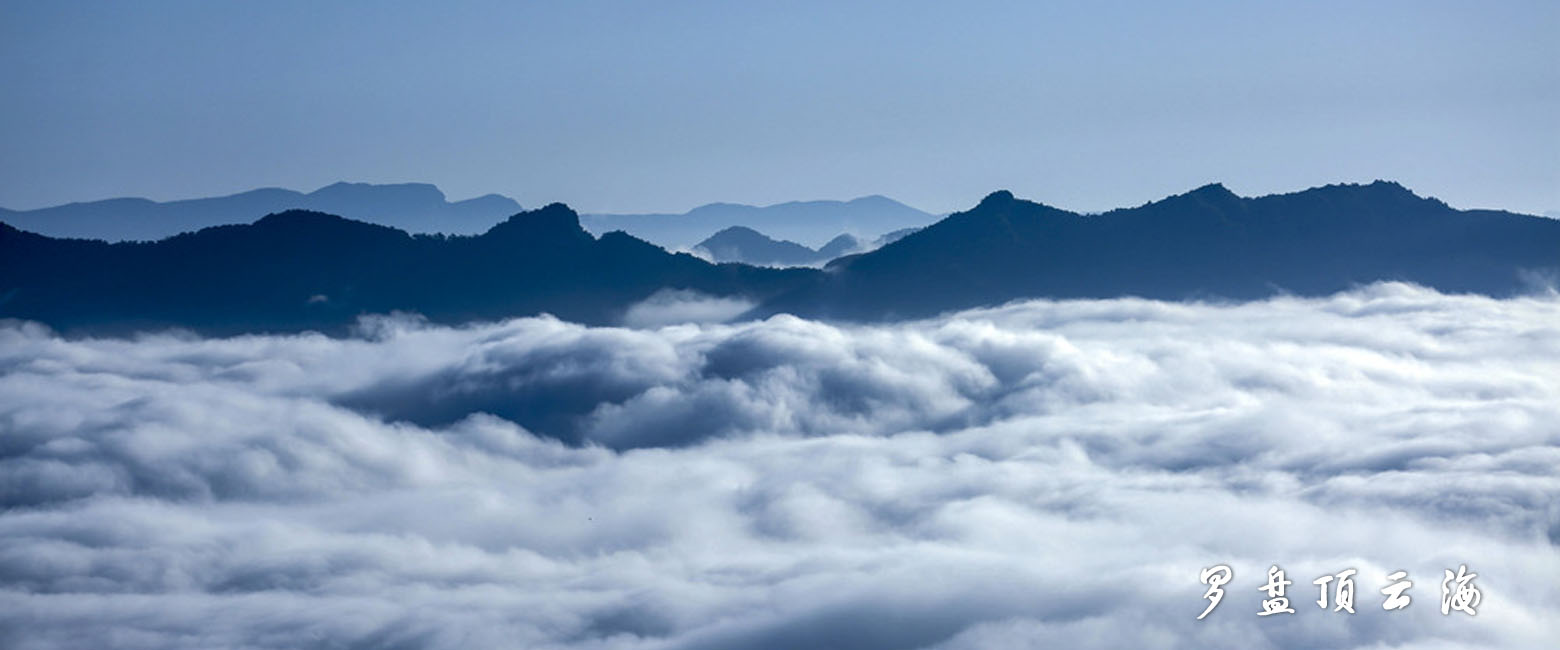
[693,226,924,267]
[2,183,938,257]
[580,195,937,250]
[0,182,523,241]
[0,204,809,335]
[2,181,1556,335]
[693,227,862,267]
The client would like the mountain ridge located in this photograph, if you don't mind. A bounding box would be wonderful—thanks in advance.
[3,180,1555,335]
[581,195,935,250]
[755,180,1559,320]
[0,182,523,241]
[692,226,868,267]
[0,204,813,335]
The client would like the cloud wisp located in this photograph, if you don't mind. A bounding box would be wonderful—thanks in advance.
[620,289,757,329]
[1,283,1557,649]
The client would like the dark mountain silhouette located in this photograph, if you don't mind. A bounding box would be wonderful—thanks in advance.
[0,182,521,241]
[0,205,813,335]
[693,227,863,266]
[757,181,1560,320]
[4,181,1555,335]
[581,195,935,250]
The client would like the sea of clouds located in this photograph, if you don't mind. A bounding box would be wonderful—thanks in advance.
[1,283,1557,649]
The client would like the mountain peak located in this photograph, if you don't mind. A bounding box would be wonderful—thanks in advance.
[487,202,591,242]
[697,225,792,251]
[253,208,352,228]
[978,190,1016,208]
[1291,180,1435,208]
[694,225,829,266]
[309,181,448,202]
[1364,179,1417,197]
[710,225,764,238]
[817,233,862,258]
[1189,182,1237,198]
[505,202,580,225]
[1148,182,1245,214]
[845,195,905,208]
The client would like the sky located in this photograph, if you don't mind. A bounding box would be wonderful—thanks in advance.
[1,0,1556,215]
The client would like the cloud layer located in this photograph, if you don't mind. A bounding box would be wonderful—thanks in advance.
[1,283,1557,649]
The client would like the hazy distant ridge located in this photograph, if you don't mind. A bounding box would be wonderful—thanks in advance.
[582,195,935,250]
[0,182,522,241]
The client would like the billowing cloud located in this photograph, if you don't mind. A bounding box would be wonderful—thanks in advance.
[0,283,1556,649]
[621,289,757,329]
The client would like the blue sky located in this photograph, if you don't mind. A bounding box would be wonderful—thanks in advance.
[1,0,1555,214]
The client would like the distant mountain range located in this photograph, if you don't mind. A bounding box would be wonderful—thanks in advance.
[581,195,936,250]
[693,227,861,266]
[2,184,937,253]
[693,226,923,267]
[0,182,522,241]
[0,204,808,335]
[2,181,1555,334]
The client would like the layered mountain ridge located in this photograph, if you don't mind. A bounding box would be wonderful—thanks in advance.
[0,203,809,335]
[2,181,1555,335]
[693,227,863,267]
[0,182,523,241]
[581,195,935,249]
[767,180,1558,319]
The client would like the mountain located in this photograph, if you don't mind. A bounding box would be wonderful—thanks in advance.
[694,226,822,266]
[870,227,920,248]
[0,205,814,335]
[0,182,522,241]
[692,227,864,267]
[5,181,1555,335]
[756,181,1560,320]
[580,195,935,250]
[816,234,864,259]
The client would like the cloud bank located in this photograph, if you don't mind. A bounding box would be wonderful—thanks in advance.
[1,283,1557,649]
[620,289,756,329]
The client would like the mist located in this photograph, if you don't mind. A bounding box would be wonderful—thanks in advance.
[1,283,1556,649]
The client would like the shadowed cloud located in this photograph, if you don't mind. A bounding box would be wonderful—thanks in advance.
[0,284,1557,649]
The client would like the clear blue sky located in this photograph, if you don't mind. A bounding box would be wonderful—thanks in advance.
[2,0,1555,215]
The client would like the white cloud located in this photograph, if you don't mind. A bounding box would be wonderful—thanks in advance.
[0,283,1556,649]
[621,289,757,329]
